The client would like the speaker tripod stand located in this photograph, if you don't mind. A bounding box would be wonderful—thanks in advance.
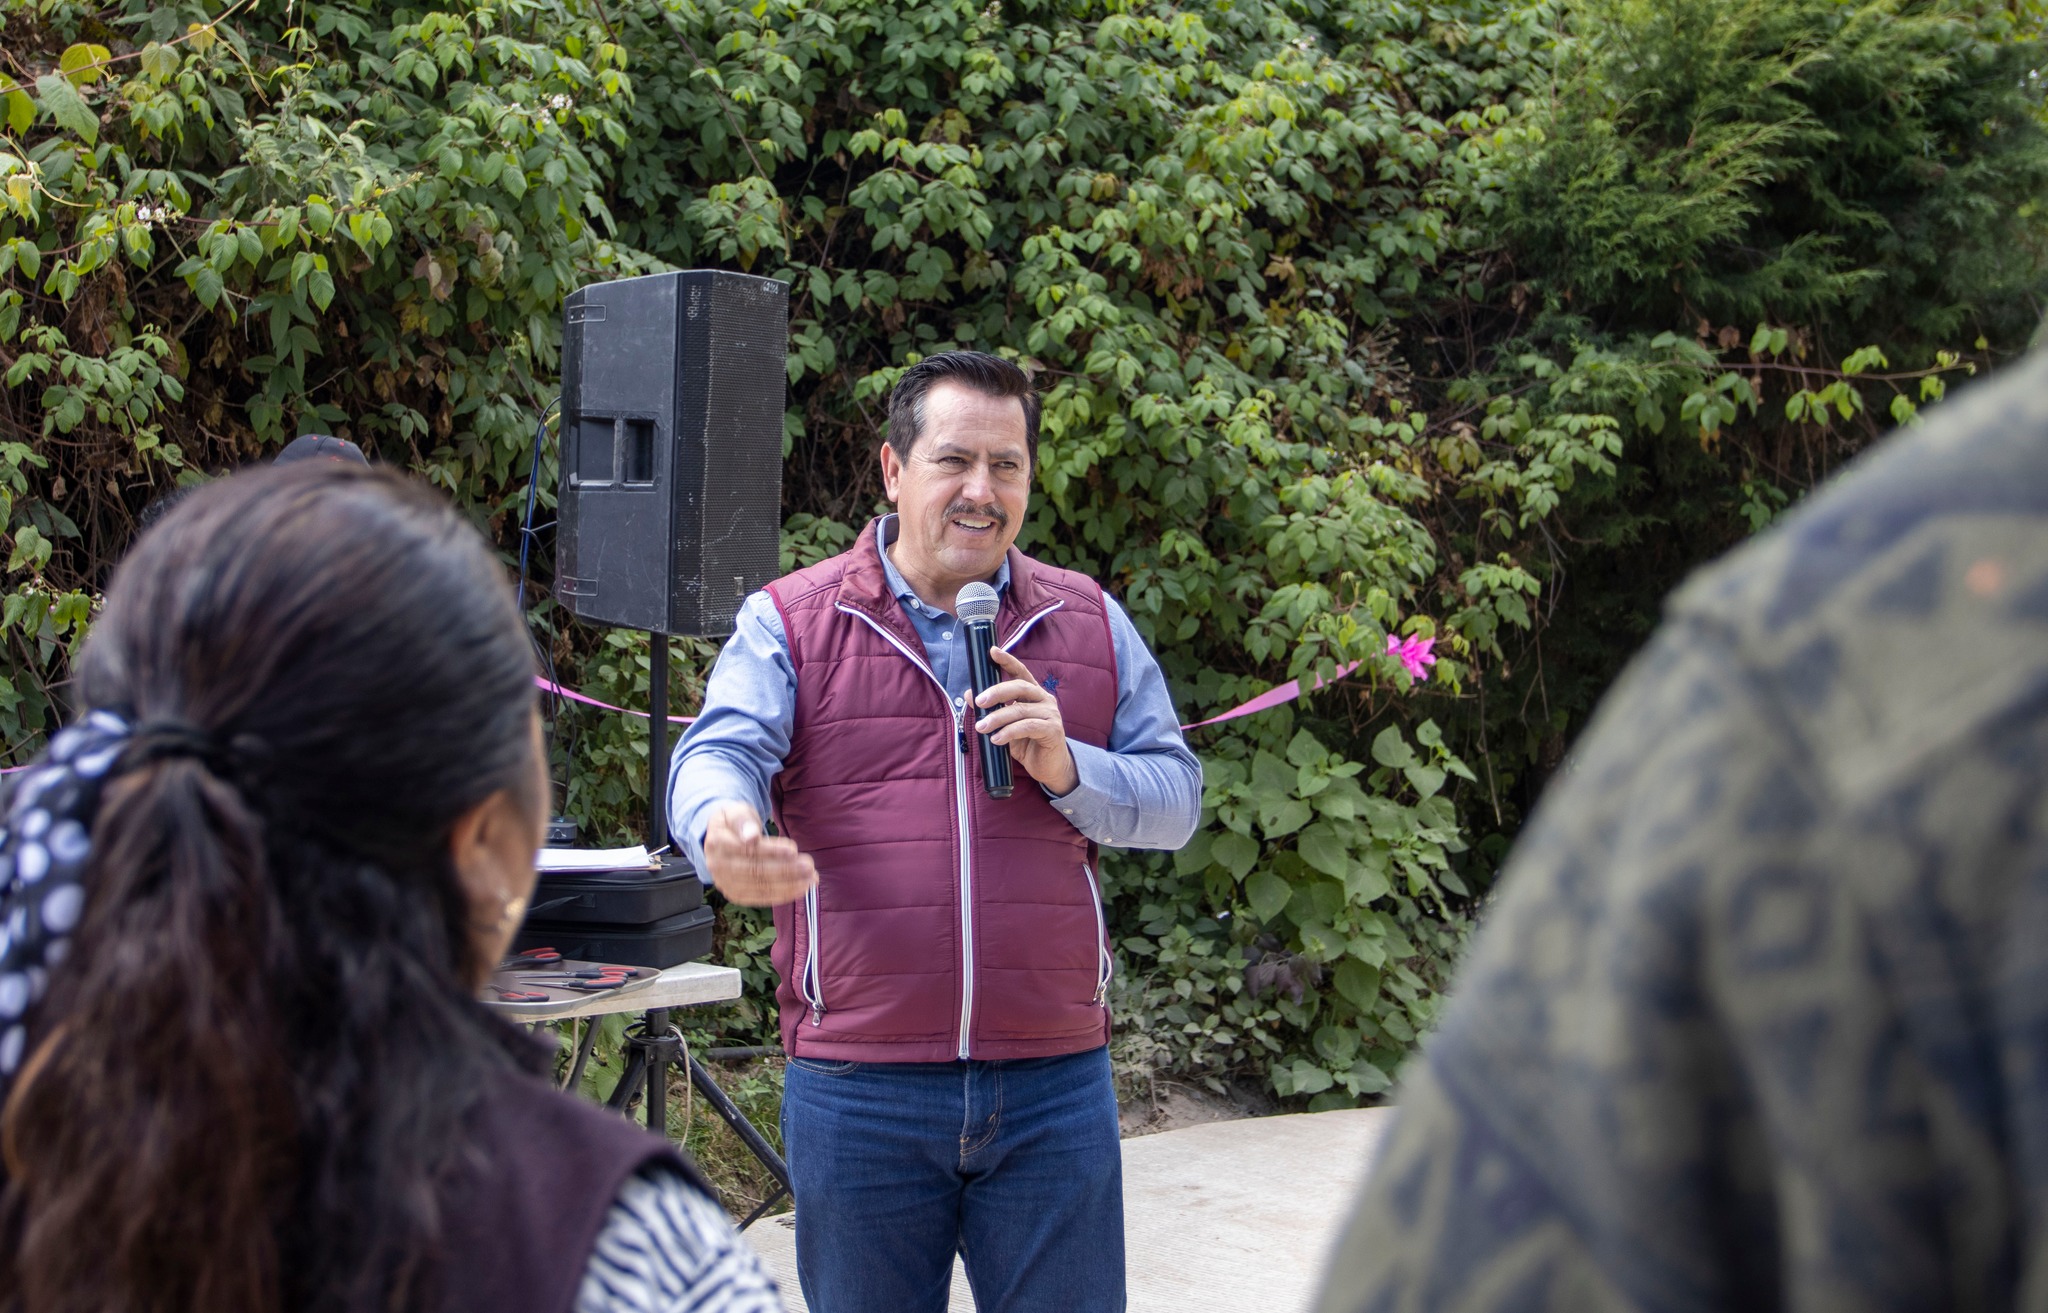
[624,634,792,1226]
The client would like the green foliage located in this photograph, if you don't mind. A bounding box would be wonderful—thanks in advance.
[1503,0,2048,341]
[1451,0,2045,819]
[2,0,2044,1110]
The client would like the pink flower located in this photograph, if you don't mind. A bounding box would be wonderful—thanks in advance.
[1386,633,1436,681]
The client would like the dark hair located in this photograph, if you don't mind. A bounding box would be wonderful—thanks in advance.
[884,351,1041,468]
[0,464,542,1313]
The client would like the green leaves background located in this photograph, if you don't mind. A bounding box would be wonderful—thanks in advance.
[3,0,2046,1107]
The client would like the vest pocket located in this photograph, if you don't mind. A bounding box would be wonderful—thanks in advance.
[1081,862,1112,1006]
[796,886,825,1026]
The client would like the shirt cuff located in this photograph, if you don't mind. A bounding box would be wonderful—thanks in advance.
[1040,739,1118,839]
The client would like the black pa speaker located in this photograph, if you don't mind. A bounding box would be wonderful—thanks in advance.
[556,270,788,636]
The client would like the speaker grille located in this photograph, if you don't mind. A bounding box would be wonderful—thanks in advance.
[675,275,788,635]
[557,271,788,636]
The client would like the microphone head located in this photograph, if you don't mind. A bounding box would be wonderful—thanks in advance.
[956,582,1000,625]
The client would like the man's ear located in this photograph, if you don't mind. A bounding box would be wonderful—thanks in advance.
[880,441,903,502]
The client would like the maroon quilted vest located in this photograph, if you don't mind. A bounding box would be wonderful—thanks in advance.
[435,1070,710,1313]
[764,519,1119,1061]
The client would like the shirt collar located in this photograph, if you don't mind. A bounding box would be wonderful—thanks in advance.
[877,513,1011,618]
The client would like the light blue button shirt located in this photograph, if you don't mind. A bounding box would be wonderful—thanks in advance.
[669,516,1202,879]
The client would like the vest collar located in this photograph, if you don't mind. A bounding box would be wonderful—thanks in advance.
[838,517,1053,646]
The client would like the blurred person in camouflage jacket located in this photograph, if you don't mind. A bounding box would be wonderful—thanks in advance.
[1317,351,2048,1312]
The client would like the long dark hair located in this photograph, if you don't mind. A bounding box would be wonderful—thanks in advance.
[0,464,544,1312]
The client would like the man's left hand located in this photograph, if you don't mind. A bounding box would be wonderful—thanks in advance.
[974,646,1079,796]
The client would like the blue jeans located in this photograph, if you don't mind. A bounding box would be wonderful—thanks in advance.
[779,1045,1125,1313]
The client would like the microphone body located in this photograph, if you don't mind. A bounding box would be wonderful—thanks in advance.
[964,617,1013,798]
[956,581,1013,799]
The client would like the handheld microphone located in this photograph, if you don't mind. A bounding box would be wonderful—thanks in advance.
[957,582,1013,799]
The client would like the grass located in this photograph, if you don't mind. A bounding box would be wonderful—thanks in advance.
[552,1015,791,1219]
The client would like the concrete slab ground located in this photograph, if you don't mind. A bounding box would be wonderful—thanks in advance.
[741,1106,1394,1312]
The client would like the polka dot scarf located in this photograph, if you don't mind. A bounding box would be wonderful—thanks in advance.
[0,710,131,1092]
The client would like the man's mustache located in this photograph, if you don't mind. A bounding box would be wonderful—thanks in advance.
[943,501,1009,527]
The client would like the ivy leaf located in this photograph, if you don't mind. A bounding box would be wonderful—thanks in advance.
[1416,796,1458,833]
[1260,797,1311,839]
[2,85,31,137]
[1343,853,1391,906]
[139,42,180,82]
[57,44,111,87]
[1298,921,1342,961]
[1334,958,1382,1012]
[1405,763,1446,798]
[33,75,97,145]
[1297,821,1350,879]
[1251,750,1294,795]
[7,524,49,573]
[1209,830,1258,881]
[1245,869,1292,923]
[190,265,223,310]
[1287,1059,1333,1095]
[1314,1024,1360,1067]
[1285,728,1323,767]
[1172,828,1213,877]
[1362,796,1412,842]
[1314,775,1365,821]
[1371,725,1415,769]
[1348,1061,1393,1096]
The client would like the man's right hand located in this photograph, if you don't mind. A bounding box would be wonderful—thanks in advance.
[701,801,819,906]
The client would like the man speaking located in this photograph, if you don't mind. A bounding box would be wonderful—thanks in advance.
[670,351,1201,1311]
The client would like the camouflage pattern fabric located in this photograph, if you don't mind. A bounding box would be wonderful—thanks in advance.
[1316,350,2048,1313]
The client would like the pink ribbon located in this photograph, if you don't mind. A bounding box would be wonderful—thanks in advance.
[1,660,1365,777]
[535,674,697,724]
[1179,661,1361,730]
[534,660,1362,733]
[530,663,1367,734]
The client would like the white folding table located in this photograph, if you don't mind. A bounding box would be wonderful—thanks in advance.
[488,959,791,1225]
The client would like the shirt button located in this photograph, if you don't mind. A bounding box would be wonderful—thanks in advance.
[1062,808,1074,815]
[943,631,953,640]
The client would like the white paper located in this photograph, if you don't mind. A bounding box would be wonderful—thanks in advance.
[535,844,655,873]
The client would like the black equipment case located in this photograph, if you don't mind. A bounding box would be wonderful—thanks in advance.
[514,905,715,971]
[528,861,703,925]
[516,855,714,969]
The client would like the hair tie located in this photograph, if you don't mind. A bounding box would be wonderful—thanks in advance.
[126,721,235,774]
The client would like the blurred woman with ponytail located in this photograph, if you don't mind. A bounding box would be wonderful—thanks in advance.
[0,464,782,1313]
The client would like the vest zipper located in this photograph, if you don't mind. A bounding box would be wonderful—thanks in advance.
[950,695,976,1059]
[834,602,978,1059]
[801,885,824,1026]
[1082,862,1112,1006]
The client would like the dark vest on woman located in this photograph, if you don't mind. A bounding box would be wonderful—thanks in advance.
[435,1072,712,1313]
[763,519,1121,1062]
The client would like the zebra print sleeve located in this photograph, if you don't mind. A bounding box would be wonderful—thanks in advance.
[573,1165,785,1313]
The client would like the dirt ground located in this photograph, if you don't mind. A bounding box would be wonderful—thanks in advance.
[1118,1077,1275,1137]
